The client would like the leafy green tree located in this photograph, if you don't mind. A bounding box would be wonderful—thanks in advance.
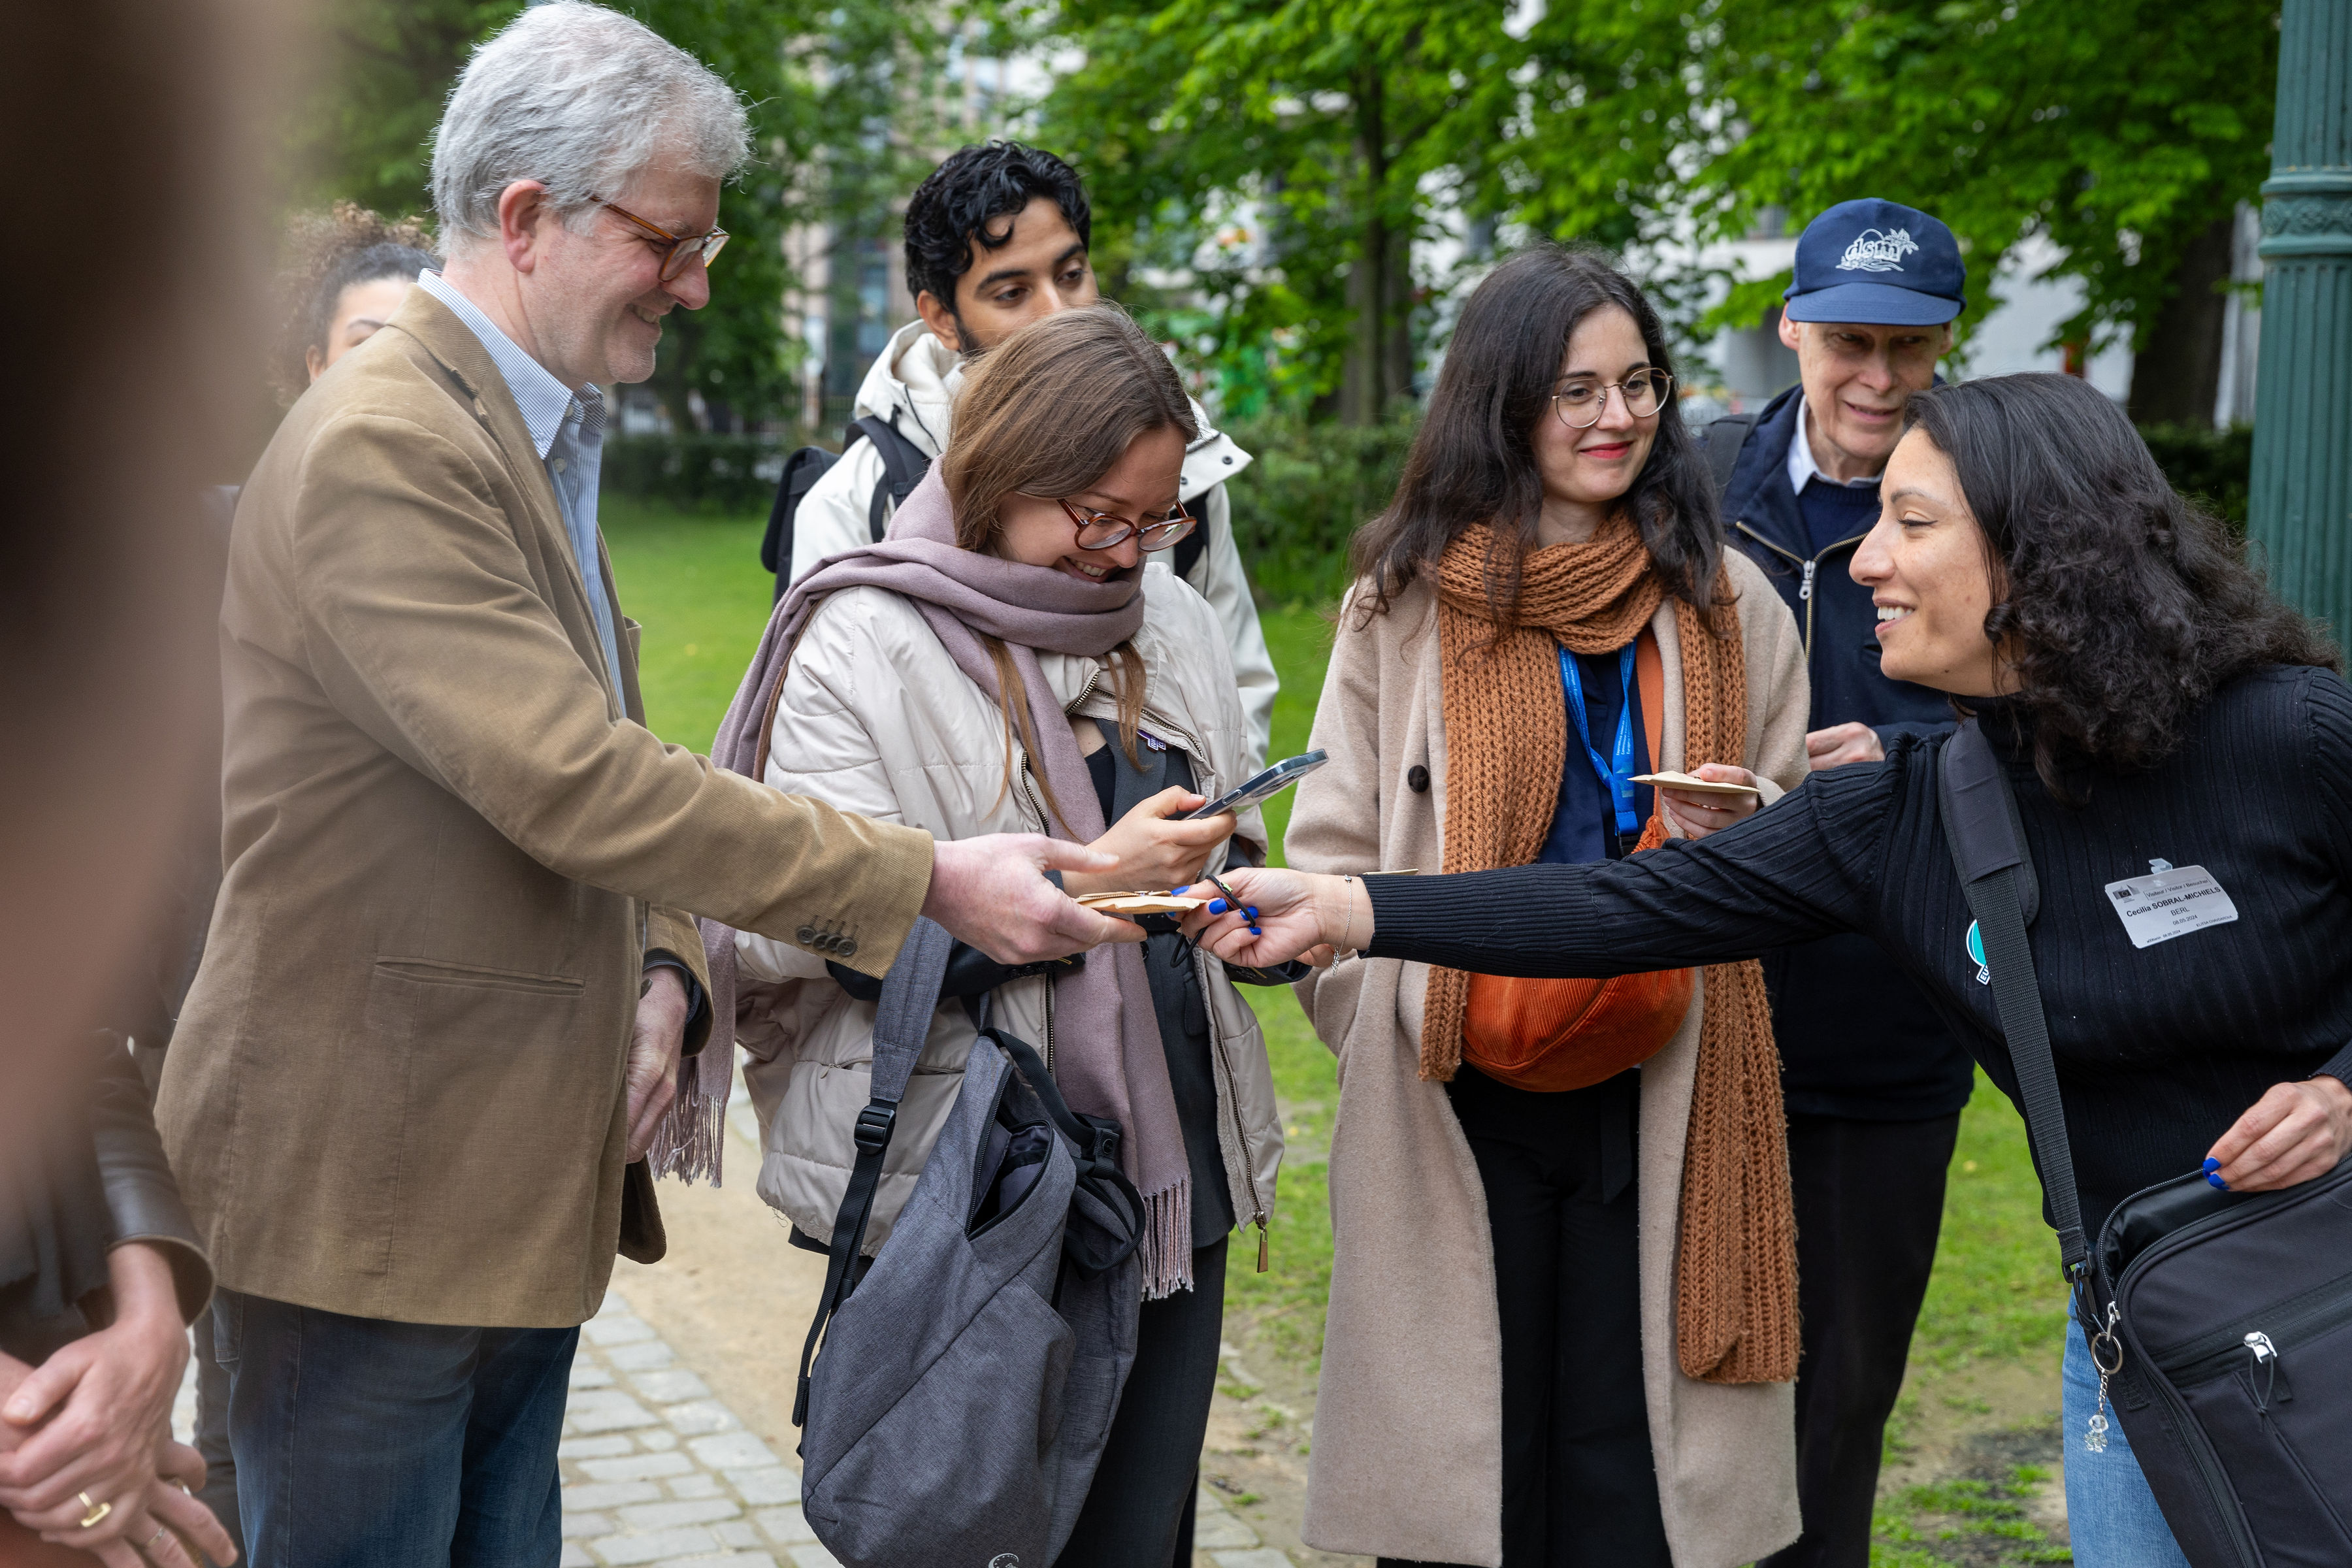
[1024,0,2275,423]
[1016,0,1523,422]
[1506,0,2277,412]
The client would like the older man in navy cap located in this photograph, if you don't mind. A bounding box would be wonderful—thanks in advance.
[1698,199,1976,1568]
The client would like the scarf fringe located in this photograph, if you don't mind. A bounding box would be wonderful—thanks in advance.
[645,1048,729,1187]
[1137,1177,1195,1300]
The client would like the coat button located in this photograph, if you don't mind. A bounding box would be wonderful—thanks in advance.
[1222,455,1233,465]
[836,938,858,959]
[796,926,817,945]
[1407,764,1430,793]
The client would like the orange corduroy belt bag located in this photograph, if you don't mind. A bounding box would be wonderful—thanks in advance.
[1460,632,1692,1092]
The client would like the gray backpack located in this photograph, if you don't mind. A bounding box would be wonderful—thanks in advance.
[792,918,1144,1567]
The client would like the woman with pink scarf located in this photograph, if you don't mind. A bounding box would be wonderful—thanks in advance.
[704,306,1288,1566]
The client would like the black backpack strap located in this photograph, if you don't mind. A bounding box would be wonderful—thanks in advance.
[762,445,843,602]
[1938,719,2086,1281]
[848,412,934,542]
[793,917,956,1426]
[1173,508,1211,586]
[1702,413,1757,502]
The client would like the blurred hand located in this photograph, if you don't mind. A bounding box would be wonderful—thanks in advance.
[0,1245,184,1549]
[624,967,690,1162]
[1177,867,1363,970]
[924,834,1145,964]
[1062,787,1232,898]
[1659,764,1762,841]
[1806,721,1884,771]
[2205,1076,2352,1192]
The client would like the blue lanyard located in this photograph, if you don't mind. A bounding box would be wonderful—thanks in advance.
[1558,644,1640,835]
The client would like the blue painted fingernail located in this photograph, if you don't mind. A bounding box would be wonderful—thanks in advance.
[1250,925,1262,936]
[1246,906,1260,918]
[1209,899,1229,915]
[2203,1156,2221,1173]
[2207,1171,2229,1190]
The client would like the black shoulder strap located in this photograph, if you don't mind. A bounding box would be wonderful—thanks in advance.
[1938,719,2085,1279]
[793,917,955,1426]
[849,412,934,543]
[1703,414,1757,502]
[1173,506,1211,585]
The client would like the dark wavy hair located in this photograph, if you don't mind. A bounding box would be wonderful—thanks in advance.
[902,140,1090,319]
[1908,373,2337,796]
[1348,244,1723,626]
[272,203,438,404]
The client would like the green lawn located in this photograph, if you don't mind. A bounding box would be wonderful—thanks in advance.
[605,500,2070,1563]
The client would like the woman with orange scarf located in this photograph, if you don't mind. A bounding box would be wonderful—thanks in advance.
[1279,247,1811,1567]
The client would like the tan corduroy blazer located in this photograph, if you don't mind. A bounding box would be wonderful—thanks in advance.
[1286,557,1810,1567]
[158,289,934,1328]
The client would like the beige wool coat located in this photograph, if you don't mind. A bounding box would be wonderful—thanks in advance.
[159,289,936,1330]
[1285,553,1810,1567]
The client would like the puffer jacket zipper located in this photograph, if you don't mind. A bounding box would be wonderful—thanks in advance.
[1062,677,1269,1262]
[1733,522,1868,662]
[1015,756,1056,1073]
[1192,943,1271,1270]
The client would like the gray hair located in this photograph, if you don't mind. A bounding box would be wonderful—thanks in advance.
[430,2,750,250]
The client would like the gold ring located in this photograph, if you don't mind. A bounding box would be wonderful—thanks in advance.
[76,1491,112,1529]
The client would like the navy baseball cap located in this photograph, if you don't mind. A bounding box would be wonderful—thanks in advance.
[1783,199,1966,326]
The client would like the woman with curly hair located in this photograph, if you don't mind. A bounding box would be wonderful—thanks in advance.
[271,203,438,402]
[1190,371,2352,1568]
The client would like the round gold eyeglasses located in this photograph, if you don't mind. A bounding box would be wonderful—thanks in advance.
[1552,369,1675,429]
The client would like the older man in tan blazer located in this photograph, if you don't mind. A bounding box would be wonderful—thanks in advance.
[155,6,1131,1561]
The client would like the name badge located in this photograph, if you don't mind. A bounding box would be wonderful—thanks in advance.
[2102,863,2239,950]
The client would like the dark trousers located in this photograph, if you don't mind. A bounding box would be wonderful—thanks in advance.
[1056,1235,1229,1568]
[1759,1111,1961,1568]
[1384,1067,1668,1568]
[212,1287,578,1568]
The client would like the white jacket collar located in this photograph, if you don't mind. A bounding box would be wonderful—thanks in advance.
[851,319,1256,502]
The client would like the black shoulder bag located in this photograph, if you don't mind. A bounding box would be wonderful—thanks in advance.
[1940,718,2352,1567]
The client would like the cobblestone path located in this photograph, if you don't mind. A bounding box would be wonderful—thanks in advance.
[555,1288,1297,1567]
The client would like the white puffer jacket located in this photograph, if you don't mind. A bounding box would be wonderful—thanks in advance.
[736,562,1284,1257]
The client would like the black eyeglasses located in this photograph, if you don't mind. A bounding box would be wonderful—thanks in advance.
[1052,497,1198,553]
[1552,369,1675,428]
[596,197,728,282]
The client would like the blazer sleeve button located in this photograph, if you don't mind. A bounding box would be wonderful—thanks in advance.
[1407,764,1430,793]
[836,938,858,960]
[796,926,817,945]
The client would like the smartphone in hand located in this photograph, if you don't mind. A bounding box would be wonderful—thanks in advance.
[1177,751,1328,821]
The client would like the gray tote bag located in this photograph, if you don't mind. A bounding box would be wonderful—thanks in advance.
[792,918,1144,1568]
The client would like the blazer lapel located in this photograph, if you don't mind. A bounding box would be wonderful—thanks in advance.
[387,289,619,711]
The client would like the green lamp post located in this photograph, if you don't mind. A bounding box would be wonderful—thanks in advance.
[2248,0,2352,641]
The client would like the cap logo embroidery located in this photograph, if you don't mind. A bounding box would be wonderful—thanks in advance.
[1836,227,1920,273]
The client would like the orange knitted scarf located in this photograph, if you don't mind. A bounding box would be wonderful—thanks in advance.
[1428,519,1799,1385]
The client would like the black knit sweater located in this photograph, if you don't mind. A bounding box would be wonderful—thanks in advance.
[1367,666,2352,1245]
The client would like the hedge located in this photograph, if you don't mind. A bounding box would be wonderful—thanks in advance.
[602,433,788,514]
[598,415,2256,599]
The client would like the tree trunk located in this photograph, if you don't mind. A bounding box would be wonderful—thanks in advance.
[1340,67,1401,427]
[2126,214,2236,427]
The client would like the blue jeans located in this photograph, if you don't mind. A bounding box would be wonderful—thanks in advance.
[212,1288,578,1568]
[2061,1316,2191,1568]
